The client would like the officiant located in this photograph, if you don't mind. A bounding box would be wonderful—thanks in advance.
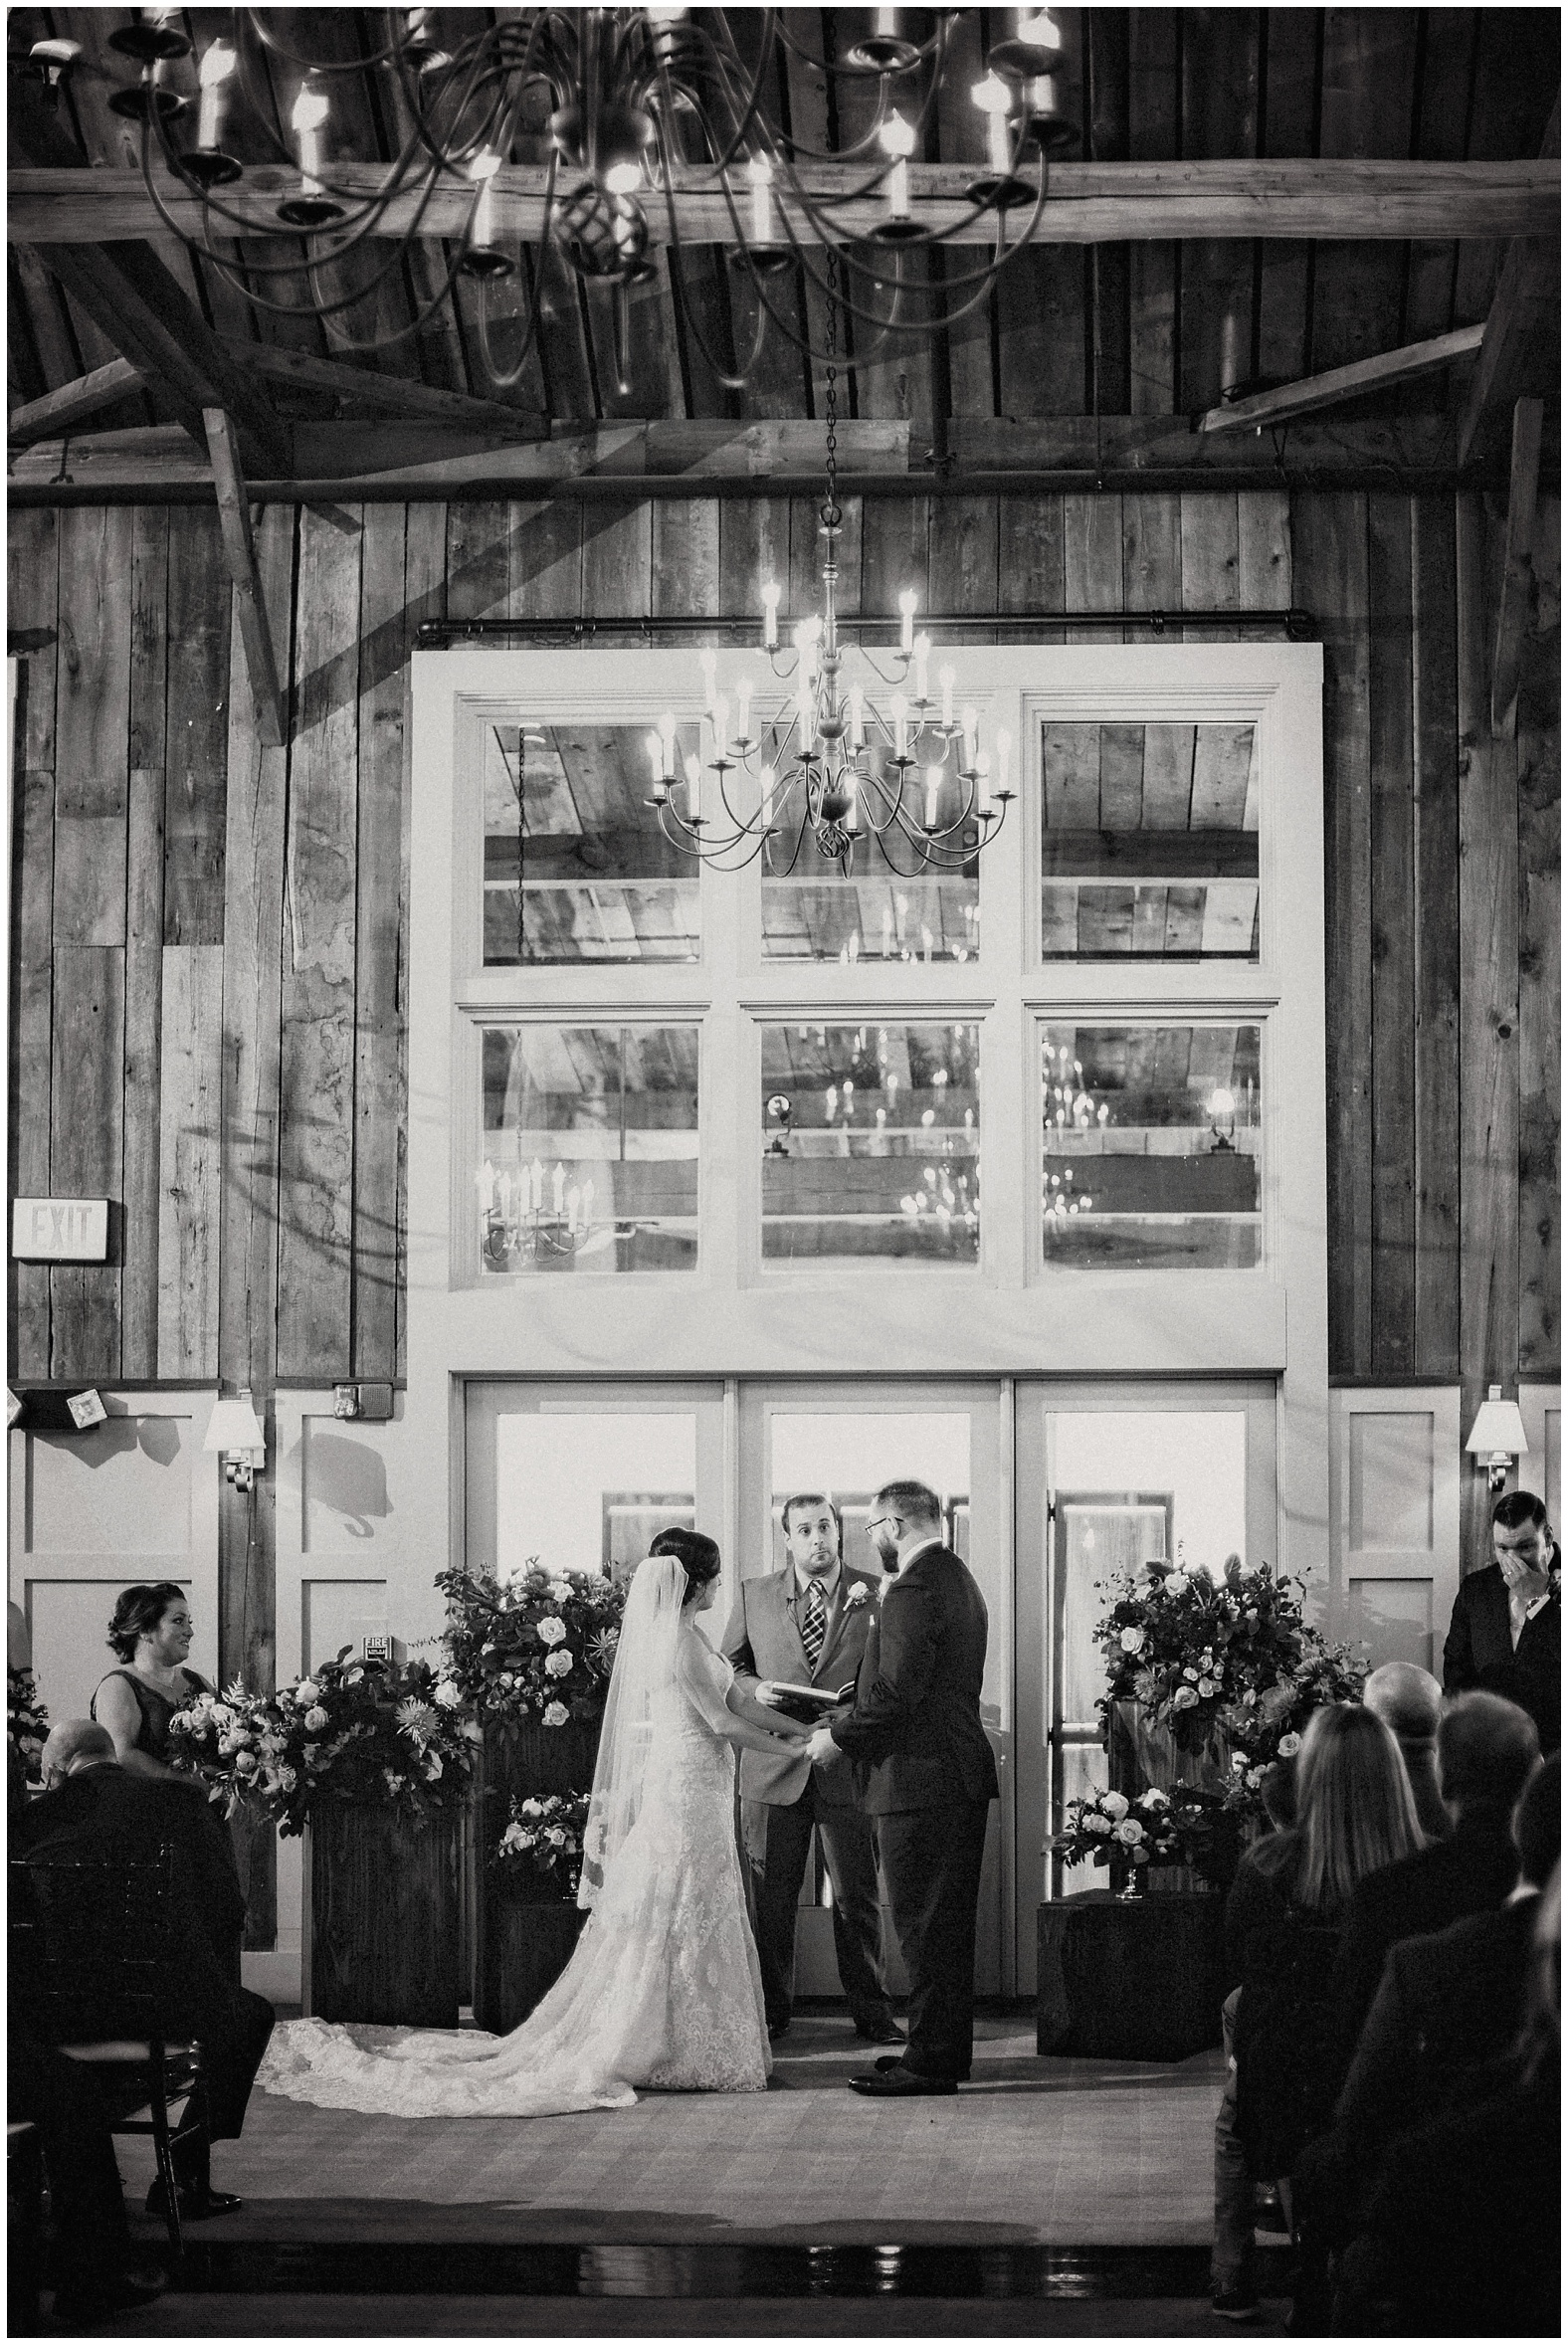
[720,1494,900,2046]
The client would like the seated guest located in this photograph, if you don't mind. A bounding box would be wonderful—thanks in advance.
[1332,1867,1560,2339]
[1444,1488,1560,1755]
[1328,1689,1540,2076]
[14,1721,274,2218]
[8,2024,167,2324]
[92,1583,217,1789]
[1297,1753,1559,2249]
[1362,1660,1449,1840]
[1211,1706,1422,2318]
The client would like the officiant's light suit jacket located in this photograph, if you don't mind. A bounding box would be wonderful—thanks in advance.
[720,1568,882,1808]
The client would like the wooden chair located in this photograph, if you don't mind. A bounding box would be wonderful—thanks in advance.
[9,1847,210,2260]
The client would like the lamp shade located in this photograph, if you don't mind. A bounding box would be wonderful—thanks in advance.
[204,1389,266,1457]
[1465,1386,1529,1457]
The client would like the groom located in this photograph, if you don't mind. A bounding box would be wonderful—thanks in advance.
[806,1478,998,2096]
[720,1493,898,2046]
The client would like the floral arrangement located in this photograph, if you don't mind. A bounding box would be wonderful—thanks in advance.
[167,1650,482,1835]
[1094,1554,1364,1782]
[490,1792,592,1899]
[8,1665,50,1783]
[435,1562,626,1730]
[1052,1782,1235,1875]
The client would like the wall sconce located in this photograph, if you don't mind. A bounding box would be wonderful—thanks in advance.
[1209,1086,1237,1151]
[204,1387,267,1491]
[1465,1384,1529,1491]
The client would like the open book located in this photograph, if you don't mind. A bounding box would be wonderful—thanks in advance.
[768,1678,859,1724]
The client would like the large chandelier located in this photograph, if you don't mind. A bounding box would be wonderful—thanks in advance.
[645,293,1014,877]
[85,6,1075,392]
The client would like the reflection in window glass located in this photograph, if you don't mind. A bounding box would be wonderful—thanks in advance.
[1040,1023,1262,1269]
[495,1412,694,1586]
[1041,721,1259,961]
[480,1025,698,1274]
[483,719,701,965]
[761,1023,980,1266]
[763,737,980,963]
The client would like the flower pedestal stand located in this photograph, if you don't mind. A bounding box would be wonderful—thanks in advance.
[304,1807,463,2027]
[1036,1890,1226,2060]
[473,1716,601,2036]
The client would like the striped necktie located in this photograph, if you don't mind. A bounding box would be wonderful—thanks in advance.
[801,1578,826,1672]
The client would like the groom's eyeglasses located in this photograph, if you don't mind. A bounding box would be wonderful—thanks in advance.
[866,1514,900,1535]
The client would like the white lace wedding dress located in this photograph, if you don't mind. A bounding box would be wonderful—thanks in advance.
[257,1605,770,2119]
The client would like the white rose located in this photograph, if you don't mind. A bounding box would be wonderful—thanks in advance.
[1115,1819,1145,1845]
[1100,1792,1130,1821]
[294,1680,320,1705]
[1119,1627,1145,1655]
[1183,1666,1200,1682]
[1165,1571,1190,1595]
[433,1679,463,1708]
[344,1667,364,1686]
[208,1702,234,1728]
[1173,1685,1200,1709]
[1138,1788,1169,1811]
[545,1827,566,1846]
[217,1733,241,1756]
[536,1618,566,1647]
[304,1706,329,1732]
[278,1765,296,1792]
[545,1650,573,1678]
[543,1701,569,1727]
[1276,1732,1301,1759]
[234,1749,258,1775]
[1083,1813,1113,1835]
[1197,1678,1218,1698]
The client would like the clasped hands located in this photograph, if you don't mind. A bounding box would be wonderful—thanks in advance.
[755,1681,842,1767]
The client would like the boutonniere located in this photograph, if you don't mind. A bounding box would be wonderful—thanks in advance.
[844,1581,872,1612]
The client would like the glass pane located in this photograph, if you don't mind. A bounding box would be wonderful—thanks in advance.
[1041,720,1260,962]
[762,736,980,963]
[496,1413,694,1587]
[483,718,700,965]
[1057,1741,1113,1896]
[1041,1023,1262,1269]
[480,1024,698,1274]
[761,1023,981,1266]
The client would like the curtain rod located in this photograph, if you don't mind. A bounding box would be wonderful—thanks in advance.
[417,610,1316,648]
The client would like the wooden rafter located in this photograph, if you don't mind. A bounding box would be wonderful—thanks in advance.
[1198,326,1486,436]
[213,337,550,437]
[203,408,284,748]
[1491,397,1544,739]
[1459,100,1560,472]
[7,354,141,443]
[7,158,1559,249]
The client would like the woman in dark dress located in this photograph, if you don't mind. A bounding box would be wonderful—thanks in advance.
[91,1583,216,1786]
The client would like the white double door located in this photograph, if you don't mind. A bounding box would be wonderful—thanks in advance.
[465,1376,1289,1998]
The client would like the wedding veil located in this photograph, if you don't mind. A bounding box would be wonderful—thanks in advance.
[578,1551,686,1911]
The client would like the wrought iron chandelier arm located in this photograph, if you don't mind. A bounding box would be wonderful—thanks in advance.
[650,130,775,392]
[475,165,558,391]
[238,7,413,76]
[649,18,780,181]
[768,13,950,87]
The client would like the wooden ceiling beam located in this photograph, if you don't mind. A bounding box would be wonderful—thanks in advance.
[8,158,1558,248]
[203,407,285,749]
[1459,101,1560,472]
[1490,397,1544,738]
[212,335,549,437]
[7,353,142,443]
[1197,324,1486,435]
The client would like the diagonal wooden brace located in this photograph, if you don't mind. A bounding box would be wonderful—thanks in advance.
[204,408,285,749]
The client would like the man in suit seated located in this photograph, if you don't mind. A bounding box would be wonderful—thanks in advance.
[721,1492,897,2046]
[1444,1487,1560,1755]
[1327,1690,1540,2080]
[1362,1661,1449,1840]
[14,1720,275,2219]
[1297,1752,1559,2247]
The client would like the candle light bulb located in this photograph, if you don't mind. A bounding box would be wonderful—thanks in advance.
[891,693,908,759]
[551,1161,566,1217]
[698,647,717,709]
[713,695,730,756]
[880,108,915,219]
[971,71,1013,176]
[659,708,677,776]
[684,751,702,824]
[898,587,917,656]
[962,703,978,766]
[197,37,235,146]
[913,632,931,703]
[746,151,773,245]
[939,665,955,725]
[469,146,502,253]
[292,80,331,192]
[975,750,992,816]
[735,676,752,741]
[924,764,941,830]
[646,729,664,781]
[761,581,780,649]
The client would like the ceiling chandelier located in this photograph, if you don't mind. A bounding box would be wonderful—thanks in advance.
[645,266,1014,878]
[77,6,1075,393]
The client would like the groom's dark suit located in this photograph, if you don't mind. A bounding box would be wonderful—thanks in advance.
[830,1540,998,2081]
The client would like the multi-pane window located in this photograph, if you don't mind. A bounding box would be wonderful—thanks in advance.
[1040,721,1259,961]
[1040,1022,1262,1269]
[760,1022,981,1266]
[762,735,980,964]
[483,718,701,965]
[479,1024,698,1274]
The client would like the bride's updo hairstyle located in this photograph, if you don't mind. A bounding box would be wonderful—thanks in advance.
[649,1527,721,1608]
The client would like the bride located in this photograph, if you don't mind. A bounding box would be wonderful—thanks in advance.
[258,1530,811,2118]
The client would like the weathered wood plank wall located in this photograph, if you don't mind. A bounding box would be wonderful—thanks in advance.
[7,485,1560,1937]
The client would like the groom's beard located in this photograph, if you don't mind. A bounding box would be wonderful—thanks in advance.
[873,1534,899,1572]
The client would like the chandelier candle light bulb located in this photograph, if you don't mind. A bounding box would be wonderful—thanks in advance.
[892,694,908,760]
[898,589,918,657]
[659,709,677,777]
[762,582,780,650]
[197,38,235,145]
[995,727,1012,800]
[962,704,979,769]
[685,751,702,824]
[469,146,502,251]
[880,109,916,220]
[712,696,730,759]
[924,765,941,831]
[913,633,931,703]
[292,81,331,193]
[735,676,752,744]
[971,71,1013,175]
[747,152,773,244]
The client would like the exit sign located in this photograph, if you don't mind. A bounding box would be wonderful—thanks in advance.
[11,1198,110,1263]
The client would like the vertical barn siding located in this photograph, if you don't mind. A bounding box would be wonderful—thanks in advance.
[7,486,1559,1940]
